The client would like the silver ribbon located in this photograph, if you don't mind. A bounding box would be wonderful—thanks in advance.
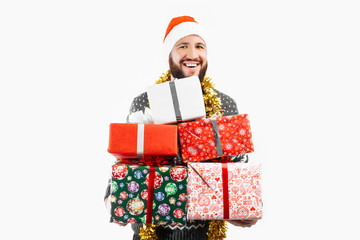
[137,124,144,155]
[169,81,182,121]
[211,119,223,157]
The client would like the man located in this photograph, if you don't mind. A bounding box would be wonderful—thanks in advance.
[105,16,257,240]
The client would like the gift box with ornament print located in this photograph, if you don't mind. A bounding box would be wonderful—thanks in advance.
[147,76,206,124]
[110,163,188,225]
[108,123,178,159]
[186,162,262,220]
[178,114,254,162]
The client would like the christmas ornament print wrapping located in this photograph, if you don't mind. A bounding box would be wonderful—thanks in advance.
[110,163,188,225]
[178,114,254,162]
[186,162,262,220]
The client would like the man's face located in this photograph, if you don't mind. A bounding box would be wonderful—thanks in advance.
[169,35,207,81]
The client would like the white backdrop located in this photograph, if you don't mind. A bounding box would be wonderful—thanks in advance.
[1,1,359,239]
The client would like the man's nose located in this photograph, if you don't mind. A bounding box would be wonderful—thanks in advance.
[186,46,197,59]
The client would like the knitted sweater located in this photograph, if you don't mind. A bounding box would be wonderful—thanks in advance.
[105,89,248,240]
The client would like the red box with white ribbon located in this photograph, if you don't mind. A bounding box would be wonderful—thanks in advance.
[108,123,178,158]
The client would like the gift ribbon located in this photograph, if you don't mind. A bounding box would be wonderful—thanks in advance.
[222,163,229,219]
[146,166,155,224]
[211,119,223,157]
[169,81,182,121]
[137,124,144,156]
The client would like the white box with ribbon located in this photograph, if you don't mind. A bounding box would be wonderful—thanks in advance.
[147,76,206,124]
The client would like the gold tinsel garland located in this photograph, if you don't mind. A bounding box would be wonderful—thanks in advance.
[139,71,226,240]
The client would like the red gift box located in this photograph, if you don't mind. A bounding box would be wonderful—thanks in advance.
[178,114,254,162]
[108,123,178,158]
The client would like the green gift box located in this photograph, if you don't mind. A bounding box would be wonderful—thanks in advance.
[110,163,188,225]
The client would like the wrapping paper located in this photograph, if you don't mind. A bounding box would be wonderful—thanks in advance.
[108,123,178,158]
[186,162,262,220]
[110,163,188,225]
[178,114,254,162]
[147,76,206,124]
[115,156,176,167]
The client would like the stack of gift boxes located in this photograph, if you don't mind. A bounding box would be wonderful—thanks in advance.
[107,76,263,225]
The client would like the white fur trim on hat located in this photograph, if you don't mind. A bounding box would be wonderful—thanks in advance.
[163,21,207,60]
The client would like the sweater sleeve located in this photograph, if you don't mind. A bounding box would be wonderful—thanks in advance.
[214,89,239,116]
[104,178,111,200]
[126,92,149,123]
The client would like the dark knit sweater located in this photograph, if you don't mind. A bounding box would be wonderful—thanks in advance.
[105,89,248,240]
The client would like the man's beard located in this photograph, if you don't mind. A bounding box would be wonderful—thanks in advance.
[169,57,208,82]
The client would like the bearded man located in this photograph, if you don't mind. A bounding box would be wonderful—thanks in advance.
[105,16,257,240]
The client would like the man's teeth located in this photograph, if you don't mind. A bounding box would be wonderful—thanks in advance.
[185,63,197,67]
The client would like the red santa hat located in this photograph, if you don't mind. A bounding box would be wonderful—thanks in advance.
[163,16,207,59]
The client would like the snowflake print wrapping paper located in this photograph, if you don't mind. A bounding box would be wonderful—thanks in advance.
[178,114,254,162]
[110,163,188,225]
[186,162,263,220]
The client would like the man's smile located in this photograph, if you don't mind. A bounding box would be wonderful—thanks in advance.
[182,61,201,70]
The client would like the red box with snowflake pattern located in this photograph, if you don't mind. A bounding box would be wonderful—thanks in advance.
[186,162,263,220]
[178,114,254,162]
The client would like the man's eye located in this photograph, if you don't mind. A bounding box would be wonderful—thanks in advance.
[179,45,186,49]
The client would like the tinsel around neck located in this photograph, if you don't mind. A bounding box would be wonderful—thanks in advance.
[155,70,223,118]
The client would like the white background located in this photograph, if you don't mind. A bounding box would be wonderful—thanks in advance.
[1,1,359,239]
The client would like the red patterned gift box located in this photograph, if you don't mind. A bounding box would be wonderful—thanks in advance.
[186,162,262,220]
[108,123,178,159]
[178,114,254,162]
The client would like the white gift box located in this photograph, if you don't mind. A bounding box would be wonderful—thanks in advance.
[147,76,206,124]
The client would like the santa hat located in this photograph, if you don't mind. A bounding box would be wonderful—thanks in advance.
[163,16,207,59]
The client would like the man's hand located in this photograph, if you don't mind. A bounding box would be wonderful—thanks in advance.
[228,219,258,228]
[104,197,127,227]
